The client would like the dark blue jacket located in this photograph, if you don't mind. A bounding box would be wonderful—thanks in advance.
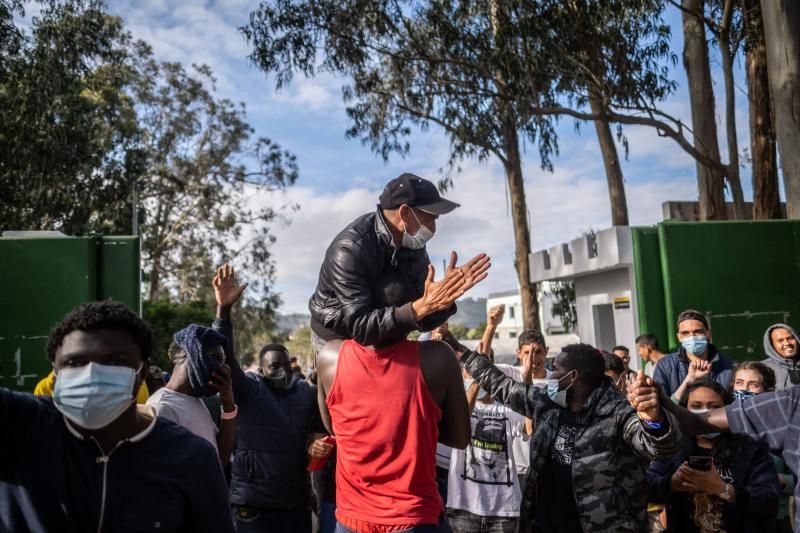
[652,345,735,398]
[647,434,780,532]
[214,318,324,510]
[0,389,233,533]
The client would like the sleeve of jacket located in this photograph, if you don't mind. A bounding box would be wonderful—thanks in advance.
[646,456,677,504]
[652,358,672,398]
[327,240,418,346]
[730,443,780,523]
[212,317,254,404]
[462,350,536,420]
[621,409,682,461]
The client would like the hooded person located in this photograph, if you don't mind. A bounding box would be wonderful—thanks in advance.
[761,323,800,390]
[146,324,238,464]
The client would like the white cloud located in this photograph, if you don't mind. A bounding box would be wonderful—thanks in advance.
[261,139,699,313]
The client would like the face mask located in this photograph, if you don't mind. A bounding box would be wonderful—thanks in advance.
[733,389,755,401]
[681,335,708,356]
[689,408,720,438]
[401,209,434,250]
[264,367,291,392]
[53,362,140,430]
[547,370,576,408]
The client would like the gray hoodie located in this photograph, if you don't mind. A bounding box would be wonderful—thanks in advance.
[762,323,800,390]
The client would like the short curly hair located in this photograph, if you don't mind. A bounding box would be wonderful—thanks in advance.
[46,300,154,362]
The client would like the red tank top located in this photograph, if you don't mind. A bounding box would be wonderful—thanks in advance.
[326,339,443,526]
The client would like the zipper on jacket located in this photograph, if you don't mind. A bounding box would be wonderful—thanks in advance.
[90,438,126,533]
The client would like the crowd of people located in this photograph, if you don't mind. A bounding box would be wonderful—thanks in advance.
[2,173,800,533]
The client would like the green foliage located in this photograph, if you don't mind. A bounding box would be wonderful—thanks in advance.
[0,1,297,346]
[467,322,487,340]
[448,323,470,340]
[281,326,313,370]
[243,0,676,177]
[143,299,215,371]
[0,0,142,233]
[549,281,577,332]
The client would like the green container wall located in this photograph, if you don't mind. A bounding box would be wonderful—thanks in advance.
[631,227,670,366]
[0,235,140,391]
[631,220,800,362]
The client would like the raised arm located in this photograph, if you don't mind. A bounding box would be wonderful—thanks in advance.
[479,304,504,362]
[461,349,534,420]
[211,264,250,402]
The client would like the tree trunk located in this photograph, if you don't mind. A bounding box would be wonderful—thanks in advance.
[682,0,727,220]
[760,0,800,218]
[745,0,781,219]
[501,117,540,332]
[718,0,746,220]
[491,0,539,331]
[589,94,629,226]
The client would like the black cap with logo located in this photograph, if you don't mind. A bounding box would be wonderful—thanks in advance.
[378,173,460,215]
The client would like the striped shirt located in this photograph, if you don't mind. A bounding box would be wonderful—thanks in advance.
[726,386,800,532]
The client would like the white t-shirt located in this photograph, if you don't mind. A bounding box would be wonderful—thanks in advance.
[146,387,218,452]
[494,364,550,475]
[446,401,527,517]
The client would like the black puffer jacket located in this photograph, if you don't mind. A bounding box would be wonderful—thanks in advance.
[308,207,454,346]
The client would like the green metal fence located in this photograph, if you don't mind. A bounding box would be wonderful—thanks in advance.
[0,235,140,392]
[632,220,800,362]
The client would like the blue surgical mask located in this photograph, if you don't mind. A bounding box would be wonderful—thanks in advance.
[401,210,434,250]
[681,336,708,356]
[53,362,140,430]
[734,389,755,401]
[547,370,576,408]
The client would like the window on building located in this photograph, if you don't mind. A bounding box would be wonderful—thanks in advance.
[509,306,515,319]
[494,333,499,339]
[509,331,517,338]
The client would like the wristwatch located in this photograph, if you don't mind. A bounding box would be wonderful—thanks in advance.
[718,483,733,502]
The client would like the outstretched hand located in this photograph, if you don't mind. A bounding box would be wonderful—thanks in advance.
[627,370,662,421]
[213,264,248,307]
[446,251,491,293]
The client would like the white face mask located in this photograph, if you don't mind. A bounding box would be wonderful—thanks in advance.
[546,370,577,408]
[689,407,720,439]
[401,209,434,250]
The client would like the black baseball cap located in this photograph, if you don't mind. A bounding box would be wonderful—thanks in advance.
[378,173,460,215]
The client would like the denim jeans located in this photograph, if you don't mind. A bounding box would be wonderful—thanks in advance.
[446,508,518,533]
[319,501,337,533]
[335,515,452,533]
[233,505,311,533]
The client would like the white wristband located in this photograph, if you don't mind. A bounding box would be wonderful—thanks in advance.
[221,404,238,420]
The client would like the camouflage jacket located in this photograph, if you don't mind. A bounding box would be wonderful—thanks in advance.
[463,350,682,533]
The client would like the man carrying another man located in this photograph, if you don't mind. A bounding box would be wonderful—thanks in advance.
[316,274,470,532]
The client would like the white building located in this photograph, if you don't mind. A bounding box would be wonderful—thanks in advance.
[529,226,639,369]
[485,287,579,363]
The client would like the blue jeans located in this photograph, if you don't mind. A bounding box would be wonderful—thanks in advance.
[335,516,452,533]
[446,508,517,533]
[234,505,311,533]
[320,501,337,533]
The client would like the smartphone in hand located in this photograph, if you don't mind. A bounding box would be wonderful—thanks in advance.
[687,455,712,471]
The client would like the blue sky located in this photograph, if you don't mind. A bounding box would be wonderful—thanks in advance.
[106,0,759,314]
